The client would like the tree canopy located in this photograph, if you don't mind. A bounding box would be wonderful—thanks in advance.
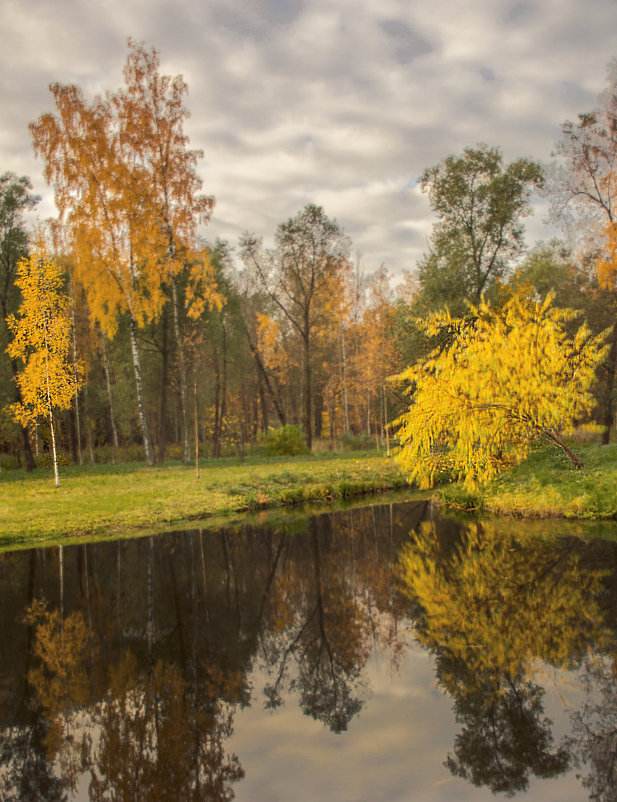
[394,291,607,488]
[417,145,543,315]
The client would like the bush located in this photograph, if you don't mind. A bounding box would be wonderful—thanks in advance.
[264,426,310,456]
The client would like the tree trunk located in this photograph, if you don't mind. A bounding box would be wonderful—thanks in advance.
[128,313,154,466]
[602,320,617,445]
[545,427,584,468]
[157,313,169,465]
[69,276,83,465]
[314,390,324,439]
[171,277,190,462]
[383,384,391,457]
[257,370,269,434]
[101,335,119,455]
[194,370,200,479]
[83,380,96,464]
[43,323,60,487]
[213,355,221,459]
[243,321,286,425]
[341,328,350,434]
[303,330,312,450]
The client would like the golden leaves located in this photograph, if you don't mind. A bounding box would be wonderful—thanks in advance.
[395,290,608,488]
[7,249,81,425]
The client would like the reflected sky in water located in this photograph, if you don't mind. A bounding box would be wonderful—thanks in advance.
[1,498,617,801]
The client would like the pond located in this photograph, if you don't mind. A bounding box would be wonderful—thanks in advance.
[1,497,617,801]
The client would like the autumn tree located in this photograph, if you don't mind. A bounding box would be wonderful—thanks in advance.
[0,172,40,470]
[417,144,543,315]
[549,60,617,442]
[240,204,349,448]
[352,266,400,446]
[30,78,168,465]
[7,250,81,486]
[395,291,607,488]
[397,519,605,793]
[118,40,219,462]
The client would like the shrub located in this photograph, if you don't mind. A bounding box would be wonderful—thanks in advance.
[264,425,310,456]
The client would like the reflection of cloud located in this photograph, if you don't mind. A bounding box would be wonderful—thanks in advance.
[3,0,617,276]
[231,652,581,801]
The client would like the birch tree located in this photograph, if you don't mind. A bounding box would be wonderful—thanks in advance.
[31,76,167,465]
[7,250,80,486]
[118,40,219,462]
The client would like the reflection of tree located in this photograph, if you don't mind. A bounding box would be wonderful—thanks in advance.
[0,501,429,792]
[89,653,243,801]
[568,656,617,801]
[261,519,370,733]
[399,520,611,795]
[21,602,244,801]
[441,655,568,795]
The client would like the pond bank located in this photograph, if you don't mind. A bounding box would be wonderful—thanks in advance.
[438,443,617,519]
[0,451,407,548]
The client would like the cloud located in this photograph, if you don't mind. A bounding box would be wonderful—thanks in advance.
[2,0,617,277]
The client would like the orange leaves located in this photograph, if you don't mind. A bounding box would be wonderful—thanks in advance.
[30,40,218,338]
[597,221,617,291]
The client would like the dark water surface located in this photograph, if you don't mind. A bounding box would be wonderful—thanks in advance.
[2,498,617,800]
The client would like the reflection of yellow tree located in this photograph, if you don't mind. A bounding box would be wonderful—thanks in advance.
[24,600,94,790]
[398,520,611,794]
[400,520,609,680]
[24,603,243,801]
[90,653,243,802]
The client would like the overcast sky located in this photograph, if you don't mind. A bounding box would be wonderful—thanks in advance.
[2,0,617,279]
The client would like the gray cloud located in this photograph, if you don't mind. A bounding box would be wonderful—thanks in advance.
[2,0,617,278]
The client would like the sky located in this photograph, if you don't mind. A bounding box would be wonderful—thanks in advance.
[2,0,617,280]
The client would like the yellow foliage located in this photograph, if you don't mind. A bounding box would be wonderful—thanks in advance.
[398,520,610,688]
[394,291,607,488]
[7,250,81,425]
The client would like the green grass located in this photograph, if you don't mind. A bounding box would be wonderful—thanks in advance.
[438,443,617,518]
[0,451,408,547]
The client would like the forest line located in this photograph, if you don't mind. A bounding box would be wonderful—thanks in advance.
[2,41,617,474]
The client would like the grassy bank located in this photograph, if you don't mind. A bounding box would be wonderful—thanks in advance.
[439,443,617,518]
[0,451,407,547]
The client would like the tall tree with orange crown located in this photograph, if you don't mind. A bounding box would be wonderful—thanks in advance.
[31,80,164,465]
[117,40,220,462]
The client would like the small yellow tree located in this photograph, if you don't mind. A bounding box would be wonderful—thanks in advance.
[7,250,81,486]
[395,291,607,489]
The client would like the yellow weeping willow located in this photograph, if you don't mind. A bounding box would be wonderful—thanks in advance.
[394,291,608,488]
[7,250,82,486]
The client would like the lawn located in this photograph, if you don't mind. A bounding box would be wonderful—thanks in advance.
[0,451,408,546]
[438,443,617,519]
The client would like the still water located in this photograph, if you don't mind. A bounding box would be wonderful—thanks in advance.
[1,497,617,801]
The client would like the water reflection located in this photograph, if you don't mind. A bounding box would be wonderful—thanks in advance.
[1,501,617,799]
